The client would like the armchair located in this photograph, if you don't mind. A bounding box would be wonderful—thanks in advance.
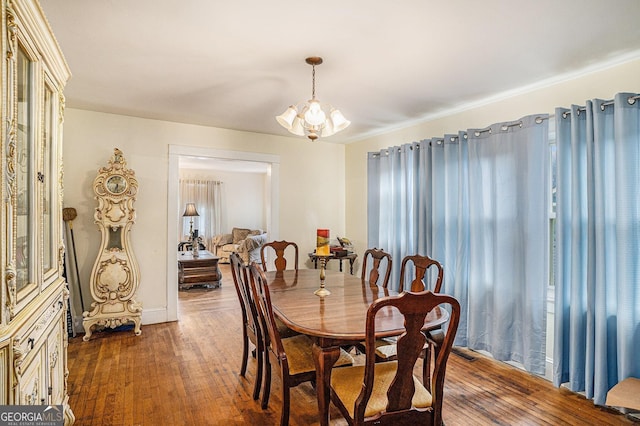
[212,227,267,264]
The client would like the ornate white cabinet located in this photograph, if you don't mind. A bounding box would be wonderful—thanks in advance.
[1,0,73,423]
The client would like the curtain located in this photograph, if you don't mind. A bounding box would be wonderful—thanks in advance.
[554,92,640,405]
[179,179,224,250]
[367,114,549,374]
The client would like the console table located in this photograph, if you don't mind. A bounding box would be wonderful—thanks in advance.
[178,250,222,289]
[308,252,358,274]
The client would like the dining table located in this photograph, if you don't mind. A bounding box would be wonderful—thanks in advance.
[264,268,449,426]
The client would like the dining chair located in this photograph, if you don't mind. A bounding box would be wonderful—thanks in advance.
[229,252,264,400]
[360,248,392,288]
[375,254,445,365]
[248,263,353,426]
[354,248,393,355]
[329,290,460,426]
[398,254,444,293]
[260,240,299,272]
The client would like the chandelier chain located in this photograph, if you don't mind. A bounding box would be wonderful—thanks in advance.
[311,64,316,99]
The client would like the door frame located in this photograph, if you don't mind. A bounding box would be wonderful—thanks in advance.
[166,145,280,321]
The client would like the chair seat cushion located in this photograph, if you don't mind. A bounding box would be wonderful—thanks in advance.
[281,334,353,376]
[331,360,432,418]
[374,340,398,359]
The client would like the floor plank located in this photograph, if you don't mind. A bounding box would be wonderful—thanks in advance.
[67,264,638,425]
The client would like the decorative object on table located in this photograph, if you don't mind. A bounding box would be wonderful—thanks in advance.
[83,148,142,340]
[191,229,201,257]
[314,229,332,296]
[316,229,330,256]
[275,57,350,141]
[212,227,268,264]
[337,235,354,251]
[182,202,199,240]
[314,254,332,297]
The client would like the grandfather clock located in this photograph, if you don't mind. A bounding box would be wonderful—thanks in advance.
[83,148,142,340]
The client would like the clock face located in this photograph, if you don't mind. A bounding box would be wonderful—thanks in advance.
[106,175,127,194]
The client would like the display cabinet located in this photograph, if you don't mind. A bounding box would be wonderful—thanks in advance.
[1,0,73,422]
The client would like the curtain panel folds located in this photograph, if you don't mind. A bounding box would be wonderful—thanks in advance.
[179,179,224,250]
[367,114,549,374]
[554,92,640,405]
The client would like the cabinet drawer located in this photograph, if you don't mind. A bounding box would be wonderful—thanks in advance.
[14,293,65,374]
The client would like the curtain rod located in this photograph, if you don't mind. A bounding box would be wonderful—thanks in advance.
[370,115,551,157]
[561,94,640,118]
[473,116,548,136]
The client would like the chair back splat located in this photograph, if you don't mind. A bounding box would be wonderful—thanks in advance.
[229,253,263,400]
[399,254,444,292]
[361,248,392,288]
[260,240,299,272]
[330,290,460,426]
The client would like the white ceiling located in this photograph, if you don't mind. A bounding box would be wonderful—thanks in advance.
[39,0,640,144]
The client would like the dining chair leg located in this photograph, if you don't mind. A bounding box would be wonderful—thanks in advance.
[280,382,290,426]
[261,356,272,409]
[240,330,249,377]
[253,345,263,400]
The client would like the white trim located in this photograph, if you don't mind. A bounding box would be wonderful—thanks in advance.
[166,145,280,321]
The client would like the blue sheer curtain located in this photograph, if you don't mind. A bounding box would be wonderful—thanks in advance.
[367,115,549,372]
[466,115,549,375]
[554,92,640,405]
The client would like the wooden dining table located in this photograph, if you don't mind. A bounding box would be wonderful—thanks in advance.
[264,268,449,426]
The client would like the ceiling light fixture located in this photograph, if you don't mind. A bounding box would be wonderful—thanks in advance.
[276,57,350,141]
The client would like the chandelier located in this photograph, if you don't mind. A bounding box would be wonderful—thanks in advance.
[276,57,350,141]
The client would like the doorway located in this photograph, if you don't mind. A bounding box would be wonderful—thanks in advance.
[166,145,280,321]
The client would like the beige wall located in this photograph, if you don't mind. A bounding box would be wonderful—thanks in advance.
[345,57,640,260]
[63,109,346,325]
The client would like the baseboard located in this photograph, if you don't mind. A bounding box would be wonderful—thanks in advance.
[142,307,174,325]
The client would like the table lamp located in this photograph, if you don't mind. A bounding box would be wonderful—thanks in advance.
[182,203,199,240]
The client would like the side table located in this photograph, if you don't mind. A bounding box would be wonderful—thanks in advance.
[308,252,358,275]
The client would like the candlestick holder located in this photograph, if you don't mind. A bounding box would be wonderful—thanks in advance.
[314,255,331,296]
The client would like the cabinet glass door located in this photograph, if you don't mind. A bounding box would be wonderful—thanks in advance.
[42,84,55,277]
[16,47,33,294]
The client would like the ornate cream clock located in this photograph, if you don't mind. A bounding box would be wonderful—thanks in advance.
[83,148,142,340]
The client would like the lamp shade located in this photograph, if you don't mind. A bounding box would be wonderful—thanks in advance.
[276,106,297,130]
[330,109,351,132]
[182,203,199,217]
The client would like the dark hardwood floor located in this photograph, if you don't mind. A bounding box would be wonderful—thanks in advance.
[67,264,638,425]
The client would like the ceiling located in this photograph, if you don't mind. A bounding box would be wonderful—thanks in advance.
[39,0,640,144]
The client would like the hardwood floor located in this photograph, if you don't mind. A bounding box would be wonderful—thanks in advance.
[67,264,638,425]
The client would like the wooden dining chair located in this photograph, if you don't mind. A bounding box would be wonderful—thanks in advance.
[399,254,444,293]
[260,240,299,272]
[375,254,445,364]
[248,263,353,426]
[330,290,460,426]
[360,248,392,288]
[229,252,264,400]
